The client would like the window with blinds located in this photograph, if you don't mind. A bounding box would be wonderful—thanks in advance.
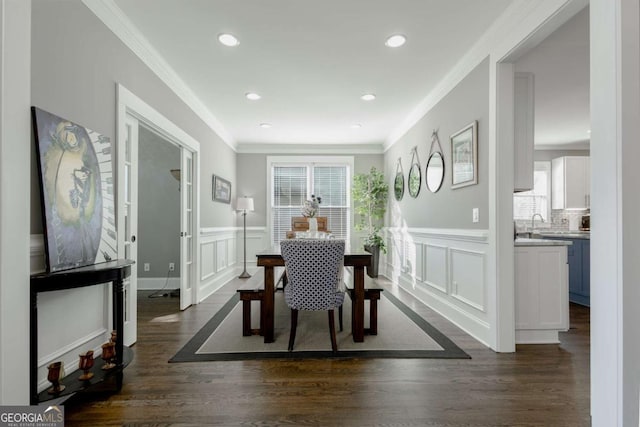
[514,161,551,221]
[271,162,350,246]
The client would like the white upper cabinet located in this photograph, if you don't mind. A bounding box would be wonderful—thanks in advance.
[514,72,535,192]
[552,156,590,209]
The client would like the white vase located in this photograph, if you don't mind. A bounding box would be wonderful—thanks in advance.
[308,217,318,232]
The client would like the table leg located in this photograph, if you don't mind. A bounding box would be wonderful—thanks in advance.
[352,266,365,342]
[113,278,124,389]
[262,266,275,343]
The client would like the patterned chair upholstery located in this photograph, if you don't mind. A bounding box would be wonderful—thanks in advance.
[280,239,345,352]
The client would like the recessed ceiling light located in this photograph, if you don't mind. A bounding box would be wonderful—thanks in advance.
[218,33,240,47]
[245,92,261,101]
[361,93,376,101]
[351,124,362,129]
[385,34,407,48]
[259,123,272,128]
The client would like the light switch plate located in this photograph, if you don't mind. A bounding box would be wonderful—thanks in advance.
[472,208,479,223]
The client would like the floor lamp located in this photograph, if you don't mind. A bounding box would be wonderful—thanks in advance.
[237,197,254,278]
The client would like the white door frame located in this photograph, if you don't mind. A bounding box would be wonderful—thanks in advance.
[116,84,201,315]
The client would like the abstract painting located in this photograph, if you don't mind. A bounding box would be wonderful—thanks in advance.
[32,107,117,272]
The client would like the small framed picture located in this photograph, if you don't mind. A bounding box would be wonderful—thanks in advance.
[212,174,231,203]
[450,121,478,189]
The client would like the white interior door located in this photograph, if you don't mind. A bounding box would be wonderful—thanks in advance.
[180,149,194,310]
[117,114,139,346]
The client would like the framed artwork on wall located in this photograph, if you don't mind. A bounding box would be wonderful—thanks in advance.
[32,107,118,272]
[212,174,231,203]
[450,121,478,189]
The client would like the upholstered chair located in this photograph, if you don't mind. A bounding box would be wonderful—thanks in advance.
[280,239,345,352]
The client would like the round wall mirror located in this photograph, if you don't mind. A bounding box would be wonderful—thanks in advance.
[408,163,421,198]
[426,152,445,193]
[394,172,404,201]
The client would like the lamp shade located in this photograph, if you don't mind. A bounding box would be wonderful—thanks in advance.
[236,197,254,212]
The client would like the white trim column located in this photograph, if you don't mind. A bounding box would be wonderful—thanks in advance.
[0,0,31,404]
[590,0,640,424]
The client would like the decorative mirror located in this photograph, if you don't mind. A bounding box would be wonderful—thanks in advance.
[394,158,404,201]
[408,146,421,198]
[425,130,445,193]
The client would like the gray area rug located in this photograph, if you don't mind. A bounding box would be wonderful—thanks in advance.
[170,290,470,361]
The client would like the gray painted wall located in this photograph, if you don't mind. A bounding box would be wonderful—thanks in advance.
[236,153,383,228]
[384,57,490,229]
[138,126,180,277]
[30,0,236,235]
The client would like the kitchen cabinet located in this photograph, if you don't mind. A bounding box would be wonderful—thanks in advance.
[552,156,590,209]
[542,236,590,306]
[514,72,535,192]
[514,242,569,344]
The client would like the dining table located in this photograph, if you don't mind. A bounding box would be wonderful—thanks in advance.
[256,246,372,344]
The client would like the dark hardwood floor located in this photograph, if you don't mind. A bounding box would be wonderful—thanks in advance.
[64,276,590,426]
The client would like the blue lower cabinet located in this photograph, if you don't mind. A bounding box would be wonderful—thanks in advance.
[581,240,590,300]
[541,236,590,307]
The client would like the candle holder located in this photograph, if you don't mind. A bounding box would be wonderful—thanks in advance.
[101,341,116,370]
[47,361,65,394]
[78,350,94,381]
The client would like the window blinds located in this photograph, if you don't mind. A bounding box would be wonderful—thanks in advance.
[271,164,350,245]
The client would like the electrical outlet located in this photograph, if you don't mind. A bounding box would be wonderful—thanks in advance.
[169,263,175,271]
[472,208,479,223]
[143,263,150,272]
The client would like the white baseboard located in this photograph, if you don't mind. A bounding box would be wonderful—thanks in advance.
[137,277,180,290]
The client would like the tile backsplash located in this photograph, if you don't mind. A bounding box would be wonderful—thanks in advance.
[515,209,589,231]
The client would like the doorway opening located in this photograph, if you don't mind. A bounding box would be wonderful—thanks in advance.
[116,84,200,346]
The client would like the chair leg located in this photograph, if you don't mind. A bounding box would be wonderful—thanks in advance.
[338,305,343,332]
[328,310,338,353]
[288,309,298,352]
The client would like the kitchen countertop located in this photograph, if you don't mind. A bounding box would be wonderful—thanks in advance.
[537,231,590,240]
[515,238,573,246]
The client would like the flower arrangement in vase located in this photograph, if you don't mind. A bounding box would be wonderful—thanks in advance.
[301,195,321,232]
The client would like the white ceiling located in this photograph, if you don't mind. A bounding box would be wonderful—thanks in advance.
[515,7,590,150]
[109,0,514,148]
[105,1,588,150]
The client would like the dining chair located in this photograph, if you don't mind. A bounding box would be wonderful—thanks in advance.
[280,238,345,352]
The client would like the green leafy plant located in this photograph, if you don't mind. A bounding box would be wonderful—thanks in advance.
[352,167,389,253]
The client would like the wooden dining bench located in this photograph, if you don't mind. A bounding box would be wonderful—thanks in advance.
[345,278,383,335]
[236,267,286,336]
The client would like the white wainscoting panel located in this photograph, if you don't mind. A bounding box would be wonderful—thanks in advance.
[425,244,448,294]
[199,228,236,302]
[450,248,486,312]
[200,241,215,281]
[383,228,490,346]
[199,227,268,302]
[216,240,227,273]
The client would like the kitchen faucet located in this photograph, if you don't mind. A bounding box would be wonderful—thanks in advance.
[531,213,544,231]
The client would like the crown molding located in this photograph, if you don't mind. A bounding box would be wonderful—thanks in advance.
[236,143,384,155]
[82,0,236,151]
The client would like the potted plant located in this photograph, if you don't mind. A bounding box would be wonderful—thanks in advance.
[352,167,388,277]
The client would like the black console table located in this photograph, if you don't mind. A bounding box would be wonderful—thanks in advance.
[30,259,134,405]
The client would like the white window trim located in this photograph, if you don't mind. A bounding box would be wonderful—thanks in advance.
[514,160,552,225]
[267,156,354,246]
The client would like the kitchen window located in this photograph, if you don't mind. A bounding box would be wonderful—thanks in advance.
[268,156,352,246]
[514,161,551,223]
